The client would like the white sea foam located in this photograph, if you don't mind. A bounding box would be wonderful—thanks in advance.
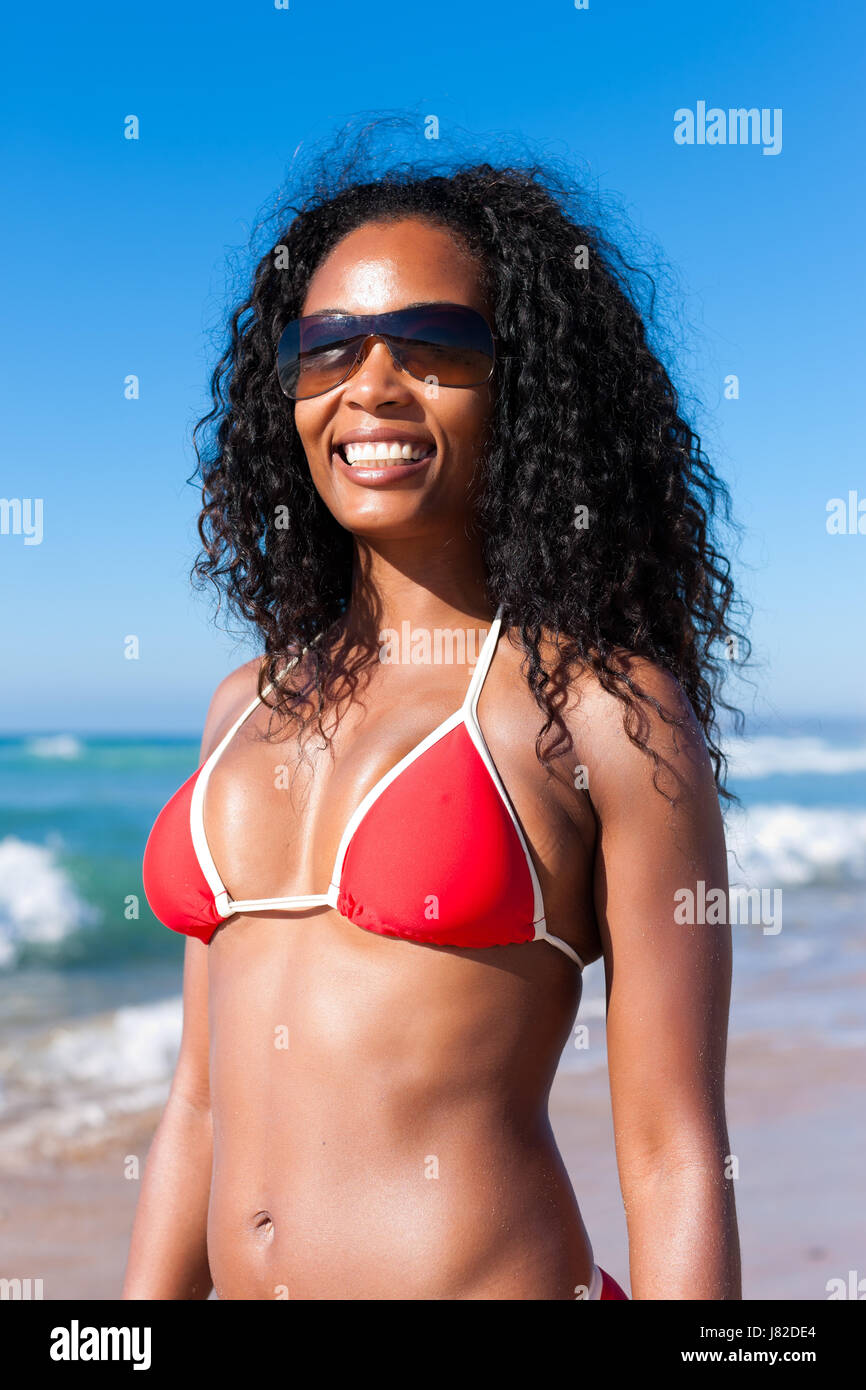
[724,804,866,887]
[25,734,85,760]
[725,736,866,779]
[0,995,182,1163]
[0,837,98,968]
[45,996,182,1087]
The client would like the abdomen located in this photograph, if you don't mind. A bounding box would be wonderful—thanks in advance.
[204,910,588,1299]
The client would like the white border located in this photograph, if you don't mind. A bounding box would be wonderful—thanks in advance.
[463,609,586,969]
[189,691,265,918]
[189,654,304,917]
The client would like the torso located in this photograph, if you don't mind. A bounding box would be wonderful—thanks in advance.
[203,623,603,1299]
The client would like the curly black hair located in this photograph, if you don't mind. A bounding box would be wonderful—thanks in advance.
[192,115,750,801]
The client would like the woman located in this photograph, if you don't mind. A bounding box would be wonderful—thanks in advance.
[123,145,743,1300]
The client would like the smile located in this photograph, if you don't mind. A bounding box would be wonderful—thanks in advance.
[340,440,435,466]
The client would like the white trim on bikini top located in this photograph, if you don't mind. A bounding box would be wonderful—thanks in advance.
[188,605,585,970]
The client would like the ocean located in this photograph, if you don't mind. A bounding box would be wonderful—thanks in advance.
[1,719,865,1164]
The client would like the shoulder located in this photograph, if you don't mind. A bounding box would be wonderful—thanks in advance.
[567,648,717,819]
[198,639,320,762]
[198,656,266,762]
[503,624,717,817]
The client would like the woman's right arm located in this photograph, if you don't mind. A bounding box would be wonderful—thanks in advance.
[121,935,214,1299]
[122,662,259,1300]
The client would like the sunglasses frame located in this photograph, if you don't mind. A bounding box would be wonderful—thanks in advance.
[275,300,498,401]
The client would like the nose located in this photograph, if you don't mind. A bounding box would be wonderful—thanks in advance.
[343,335,415,404]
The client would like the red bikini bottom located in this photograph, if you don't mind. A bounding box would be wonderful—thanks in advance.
[596,1265,629,1299]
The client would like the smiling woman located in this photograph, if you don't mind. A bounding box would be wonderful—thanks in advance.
[123,121,745,1301]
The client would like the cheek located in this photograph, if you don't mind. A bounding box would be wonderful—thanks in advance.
[293,405,333,478]
[292,403,321,454]
[442,394,492,462]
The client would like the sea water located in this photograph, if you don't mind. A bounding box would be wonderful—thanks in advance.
[0,718,864,1156]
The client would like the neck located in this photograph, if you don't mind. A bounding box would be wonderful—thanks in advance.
[340,535,495,647]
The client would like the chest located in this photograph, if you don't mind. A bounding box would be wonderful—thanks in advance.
[202,657,592,927]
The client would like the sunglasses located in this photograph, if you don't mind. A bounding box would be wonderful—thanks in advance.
[275,301,496,400]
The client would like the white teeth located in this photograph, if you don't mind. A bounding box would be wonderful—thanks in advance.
[342,440,432,465]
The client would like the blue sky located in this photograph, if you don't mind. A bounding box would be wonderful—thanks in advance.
[1,0,863,733]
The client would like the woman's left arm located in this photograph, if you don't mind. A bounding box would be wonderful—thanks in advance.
[575,659,742,1300]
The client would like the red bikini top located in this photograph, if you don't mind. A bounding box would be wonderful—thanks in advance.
[142,605,584,969]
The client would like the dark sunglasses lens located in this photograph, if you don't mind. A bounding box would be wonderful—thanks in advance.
[277,319,363,399]
[390,305,494,387]
[277,304,494,399]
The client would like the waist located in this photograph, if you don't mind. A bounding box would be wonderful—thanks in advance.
[206,1126,591,1299]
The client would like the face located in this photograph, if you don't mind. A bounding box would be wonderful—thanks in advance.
[292,218,494,540]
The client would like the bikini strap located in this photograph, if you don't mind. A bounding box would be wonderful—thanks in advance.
[200,690,266,775]
[192,642,316,916]
[200,639,317,775]
[462,603,505,718]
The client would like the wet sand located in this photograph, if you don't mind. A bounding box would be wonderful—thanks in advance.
[0,1035,861,1300]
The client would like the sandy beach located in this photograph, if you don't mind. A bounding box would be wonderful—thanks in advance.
[1,1031,860,1301]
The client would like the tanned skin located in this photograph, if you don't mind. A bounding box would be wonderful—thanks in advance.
[123,219,740,1300]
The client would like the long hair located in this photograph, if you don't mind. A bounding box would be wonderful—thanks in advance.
[192,117,750,800]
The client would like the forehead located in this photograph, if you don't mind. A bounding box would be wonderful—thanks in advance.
[301,218,489,317]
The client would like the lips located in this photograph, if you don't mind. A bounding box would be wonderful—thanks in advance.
[330,426,437,487]
[332,445,435,487]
